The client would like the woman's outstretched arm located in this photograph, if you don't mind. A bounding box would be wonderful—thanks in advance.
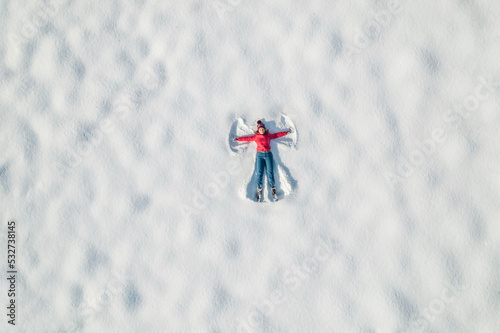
[235,134,256,142]
[269,131,288,139]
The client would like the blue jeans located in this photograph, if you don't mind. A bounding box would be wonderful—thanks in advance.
[255,151,275,189]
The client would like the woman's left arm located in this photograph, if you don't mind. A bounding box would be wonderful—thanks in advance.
[269,131,288,139]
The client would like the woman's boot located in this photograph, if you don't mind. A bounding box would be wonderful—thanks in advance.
[257,187,263,202]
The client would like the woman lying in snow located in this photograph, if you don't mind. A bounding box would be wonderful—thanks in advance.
[233,120,292,202]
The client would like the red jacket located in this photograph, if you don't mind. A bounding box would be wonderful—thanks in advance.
[237,131,288,151]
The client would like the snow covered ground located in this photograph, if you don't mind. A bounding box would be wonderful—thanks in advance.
[1,0,500,331]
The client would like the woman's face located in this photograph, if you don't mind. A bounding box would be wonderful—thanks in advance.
[258,127,265,134]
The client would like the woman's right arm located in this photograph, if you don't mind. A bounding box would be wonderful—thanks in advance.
[236,135,256,142]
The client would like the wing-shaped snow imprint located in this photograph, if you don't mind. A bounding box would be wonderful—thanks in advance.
[229,117,254,155]
[275,114,298,149]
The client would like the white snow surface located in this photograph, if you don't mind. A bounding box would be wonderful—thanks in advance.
[1,0,500,332]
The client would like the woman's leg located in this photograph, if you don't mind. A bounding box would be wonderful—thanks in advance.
[255,153,265,189]
[265,152,275,188]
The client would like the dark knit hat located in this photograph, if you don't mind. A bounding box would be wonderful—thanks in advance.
[257,120,266,130]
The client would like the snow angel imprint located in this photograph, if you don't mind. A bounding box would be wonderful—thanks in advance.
[233,120,292,202]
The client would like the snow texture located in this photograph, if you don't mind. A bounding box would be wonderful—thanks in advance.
[1,0,500,332]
